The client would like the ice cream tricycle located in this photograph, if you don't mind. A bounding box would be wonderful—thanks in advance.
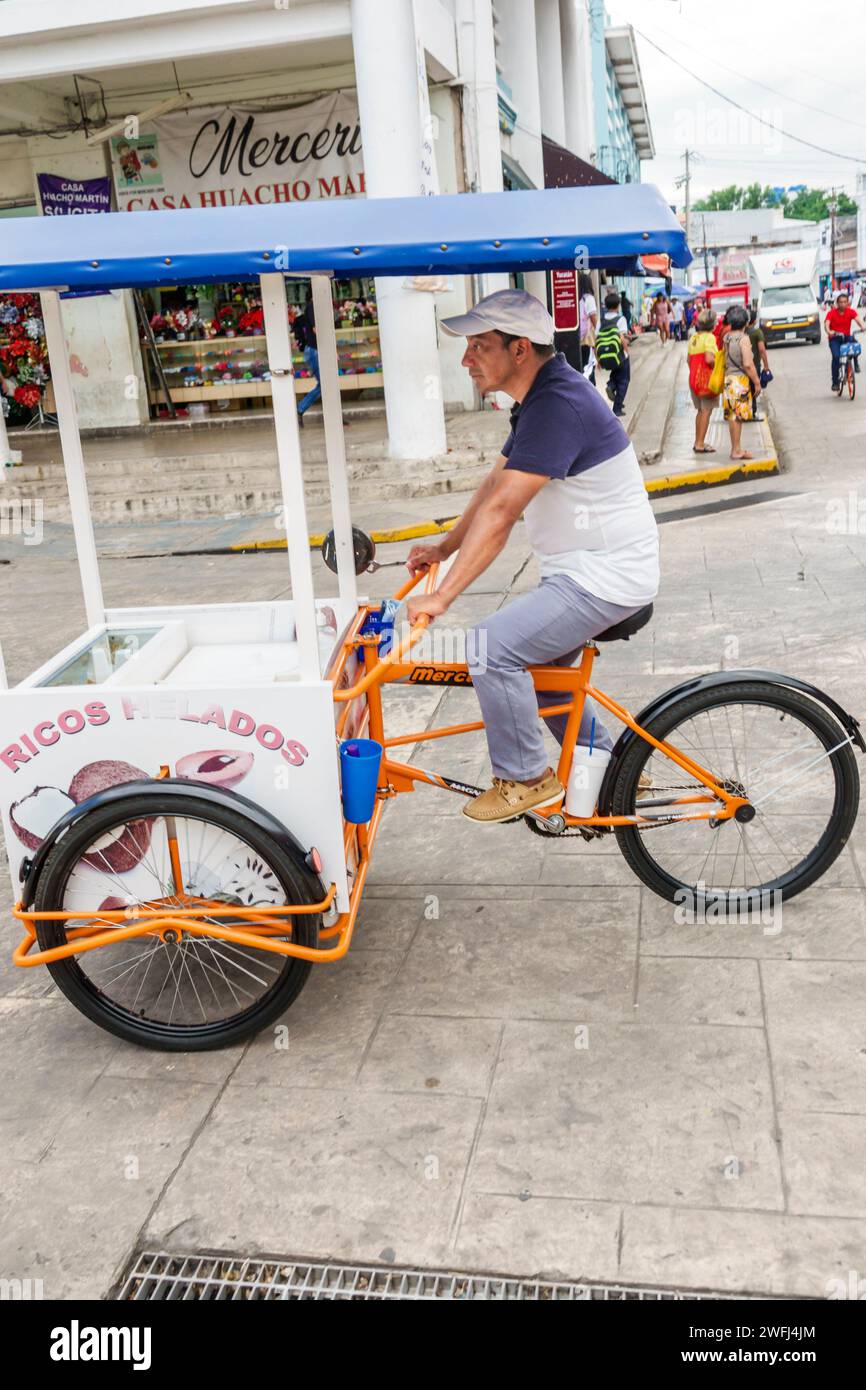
[0,188,861,1050]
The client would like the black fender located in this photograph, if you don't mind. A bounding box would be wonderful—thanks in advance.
[19,778,326,909]
[597,669,864,814]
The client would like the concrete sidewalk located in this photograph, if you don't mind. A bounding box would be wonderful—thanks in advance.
[645,351,779,497]
[0,341,863,1301]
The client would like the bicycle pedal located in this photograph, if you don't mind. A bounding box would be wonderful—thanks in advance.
[524,808,566,834]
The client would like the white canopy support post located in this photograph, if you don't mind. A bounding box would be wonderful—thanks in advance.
[260,272,320,681]
[40,291,104,629]
[311,274,358,610]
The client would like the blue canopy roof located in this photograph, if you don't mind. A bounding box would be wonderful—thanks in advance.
[0,185,690,292]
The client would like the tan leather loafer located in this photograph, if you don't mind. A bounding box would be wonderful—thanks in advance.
[463,771,564,825]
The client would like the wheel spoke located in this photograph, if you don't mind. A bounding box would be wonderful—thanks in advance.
[621,695,849,902]
[42,809,314,1037]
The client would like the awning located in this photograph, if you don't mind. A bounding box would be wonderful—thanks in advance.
[501,151,536,191]
[641,252,670,275]
[0,185,692,292]
[542,136,616,190]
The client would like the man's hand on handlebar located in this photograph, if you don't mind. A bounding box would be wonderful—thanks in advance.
[406,592,449,623]
[406,541,447,576]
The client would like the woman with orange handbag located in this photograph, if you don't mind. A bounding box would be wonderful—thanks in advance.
[687,308,723,453]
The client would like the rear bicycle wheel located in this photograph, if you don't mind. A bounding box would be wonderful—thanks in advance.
[610,681,860,909]
[32,792,320,1050]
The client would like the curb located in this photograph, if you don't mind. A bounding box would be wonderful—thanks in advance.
[645,408,779,497]
[195,456,780,557]
[232,516,459,553]
[645,455,779,498]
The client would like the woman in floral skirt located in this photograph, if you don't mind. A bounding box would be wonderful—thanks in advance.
[722,305,762,461]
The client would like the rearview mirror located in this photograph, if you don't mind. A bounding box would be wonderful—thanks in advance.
[321,527,377,575]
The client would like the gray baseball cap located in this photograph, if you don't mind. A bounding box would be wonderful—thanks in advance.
[439,288,555,345]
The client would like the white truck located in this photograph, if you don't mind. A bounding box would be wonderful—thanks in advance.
[748,247,821,346]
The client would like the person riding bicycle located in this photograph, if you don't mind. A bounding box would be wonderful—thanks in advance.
[403,289,659,826]
[826,291,865,392]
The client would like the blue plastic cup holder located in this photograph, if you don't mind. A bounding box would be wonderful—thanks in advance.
[339,738,383,823]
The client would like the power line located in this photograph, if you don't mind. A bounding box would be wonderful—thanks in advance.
[635,28,866,165]
[645,22,866,132]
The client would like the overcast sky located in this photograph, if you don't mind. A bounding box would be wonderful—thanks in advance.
[606,0,866,206]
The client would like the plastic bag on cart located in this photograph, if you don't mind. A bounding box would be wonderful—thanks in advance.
[360,598,401,656]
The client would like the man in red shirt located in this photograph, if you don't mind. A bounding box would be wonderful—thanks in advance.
[826,292,865,391]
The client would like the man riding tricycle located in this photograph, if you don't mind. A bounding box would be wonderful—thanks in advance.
[0,186,861,1050]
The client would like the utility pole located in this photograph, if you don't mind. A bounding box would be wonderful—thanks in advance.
[701,214,710,283]
[675,150,699,252]
[683,148,691,250]
[828,188,838,290]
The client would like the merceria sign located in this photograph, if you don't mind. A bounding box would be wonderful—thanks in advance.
[111,92,365,212]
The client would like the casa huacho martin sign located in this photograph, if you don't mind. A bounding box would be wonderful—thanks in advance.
[110,91,364,212]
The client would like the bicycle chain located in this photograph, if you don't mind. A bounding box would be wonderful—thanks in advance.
[524,815,599,840]
[523,784,722,840]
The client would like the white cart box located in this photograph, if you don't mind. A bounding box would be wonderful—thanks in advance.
[0,600,359,912]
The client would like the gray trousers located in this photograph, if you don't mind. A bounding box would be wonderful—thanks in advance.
[467,573,644,782]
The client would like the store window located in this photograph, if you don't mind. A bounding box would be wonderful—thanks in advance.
[138,277,383,419]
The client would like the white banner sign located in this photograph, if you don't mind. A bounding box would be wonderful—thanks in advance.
[110,92,365,212]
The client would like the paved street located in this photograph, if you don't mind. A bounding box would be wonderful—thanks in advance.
[1,337,864,1298]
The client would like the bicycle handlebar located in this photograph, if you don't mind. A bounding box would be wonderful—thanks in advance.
[390,558,441,603]
[333,561,440,703]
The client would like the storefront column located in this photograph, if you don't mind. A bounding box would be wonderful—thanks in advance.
[496,0,547,307]
[455,0,504,196]
[351,0,447,460]
[496,0,544,189]
[560,0,595,160]
[535,0,567,147]
[446,3,507,409]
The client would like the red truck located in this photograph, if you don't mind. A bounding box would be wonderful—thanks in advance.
[703,281,750,318]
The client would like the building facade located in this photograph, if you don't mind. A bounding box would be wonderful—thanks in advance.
[0,0,655,454]
[588,2,653,185]
[687,208,820,287]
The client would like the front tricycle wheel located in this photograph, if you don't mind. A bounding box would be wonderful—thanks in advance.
[610,681,860,909]
[32,792,320,1050]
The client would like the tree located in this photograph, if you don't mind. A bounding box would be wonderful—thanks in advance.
[692,184,857,221]
[693,185,743,211]
[783,187,857,221]
[693,184,777,211]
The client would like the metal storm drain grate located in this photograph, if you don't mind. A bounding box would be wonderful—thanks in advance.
[117,1251,751,1301]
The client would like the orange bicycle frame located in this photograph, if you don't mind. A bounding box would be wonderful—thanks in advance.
[13,561,746,970]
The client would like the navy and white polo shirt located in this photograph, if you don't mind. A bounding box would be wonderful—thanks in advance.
[502,353,659,606]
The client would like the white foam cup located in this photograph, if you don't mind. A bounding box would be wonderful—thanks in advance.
[566,746,611,818]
